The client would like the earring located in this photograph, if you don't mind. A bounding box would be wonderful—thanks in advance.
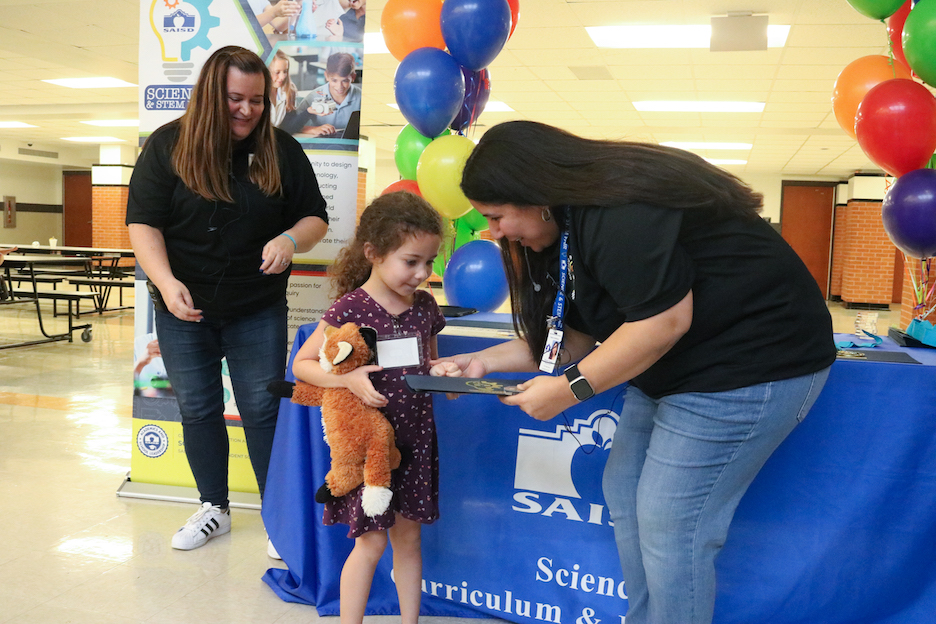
[541,208,552,222]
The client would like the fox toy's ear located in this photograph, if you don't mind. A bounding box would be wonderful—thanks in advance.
[359,326,378,357]
[333,341,354,365]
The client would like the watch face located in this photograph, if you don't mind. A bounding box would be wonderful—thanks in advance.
[570,377,594,401]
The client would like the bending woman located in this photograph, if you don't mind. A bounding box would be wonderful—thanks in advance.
[127,46,328,552]
[431,121,835,624]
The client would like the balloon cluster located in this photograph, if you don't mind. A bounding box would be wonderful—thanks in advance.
[379,0,518,311]
[842,0,936,318]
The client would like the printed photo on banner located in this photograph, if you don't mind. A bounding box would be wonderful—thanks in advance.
[246,0,365,44]
[271,44,362,144]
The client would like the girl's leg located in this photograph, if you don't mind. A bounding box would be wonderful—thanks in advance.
[340,529,388,624]
[388,515,423,624]
[636,368,829,624]
[602,387,658,624]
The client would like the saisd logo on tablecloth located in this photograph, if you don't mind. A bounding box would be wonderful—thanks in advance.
[512,410,618,526]
[137,424,170,458]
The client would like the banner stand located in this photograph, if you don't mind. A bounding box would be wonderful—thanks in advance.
[116,476,262,510]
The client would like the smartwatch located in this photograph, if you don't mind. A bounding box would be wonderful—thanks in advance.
[564,364,595,402]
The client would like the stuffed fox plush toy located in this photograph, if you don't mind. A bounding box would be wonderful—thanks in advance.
[270,322,401,517]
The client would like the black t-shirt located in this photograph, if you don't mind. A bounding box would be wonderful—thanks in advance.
[126,122,328,318]
[560,203,836,399]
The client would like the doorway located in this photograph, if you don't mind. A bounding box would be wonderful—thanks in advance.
[780,182,836,299]
[63,170,92,247]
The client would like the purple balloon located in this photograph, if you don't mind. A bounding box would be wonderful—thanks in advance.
[882,168,936,258]
[450,68,491,132]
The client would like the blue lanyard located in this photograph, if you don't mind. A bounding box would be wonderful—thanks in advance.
[549,230,570,332]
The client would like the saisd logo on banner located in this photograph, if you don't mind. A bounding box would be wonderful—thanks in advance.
[513,409,618,525]
[139,0,260,134]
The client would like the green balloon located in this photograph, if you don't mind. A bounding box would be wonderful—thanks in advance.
[395,125,449,181]
[460,208,489,232]
[904,1,936,87]
[846,0,904,20]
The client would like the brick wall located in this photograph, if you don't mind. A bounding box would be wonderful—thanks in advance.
[839,199,896,305]
[829,204,847,298]
[91,185,133,269]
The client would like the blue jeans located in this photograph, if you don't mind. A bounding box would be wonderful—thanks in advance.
[602,368,830,624]
[155,303,288,507]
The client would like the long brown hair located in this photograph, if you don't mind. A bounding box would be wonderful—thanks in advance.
[172,45,281,203]
[461,120,764,358]
[272,50,297,113]
[329,191,445,299]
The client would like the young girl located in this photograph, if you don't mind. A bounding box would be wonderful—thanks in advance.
[291,191,446,624]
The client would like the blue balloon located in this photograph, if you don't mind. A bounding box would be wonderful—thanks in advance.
[394,48,466,138]
[443,240,509,312]
[441,0,512,71]
[882,168,936,258]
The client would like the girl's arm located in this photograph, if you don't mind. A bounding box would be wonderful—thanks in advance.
[292,321,388,408]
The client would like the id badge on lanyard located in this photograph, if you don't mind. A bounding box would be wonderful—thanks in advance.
[539,230,570,374]
[376,332,423,369]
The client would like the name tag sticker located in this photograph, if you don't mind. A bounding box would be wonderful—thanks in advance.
[377,334,421,369]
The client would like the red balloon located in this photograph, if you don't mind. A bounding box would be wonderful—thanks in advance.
[887,1,912,72]
[507,0,520,40]
[381,179,423,197]
[855,78,936,177]
[832,55,912,138]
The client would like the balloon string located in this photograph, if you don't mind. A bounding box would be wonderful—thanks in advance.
[905,255,922,305]
[884,19,898,77]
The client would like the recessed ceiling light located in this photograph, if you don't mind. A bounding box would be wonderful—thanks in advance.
[43,77,136,89]
[585,24,789,48]
[61,137,125,143]
[635,101,765,113]
[0,121,37,128]
[705,158,747,165]
[662,141,752,150]
[363,33,389,55]
[80,120,140,127]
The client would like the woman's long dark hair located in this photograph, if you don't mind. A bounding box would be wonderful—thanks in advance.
[460,120,764,359]
[172,45,281,203]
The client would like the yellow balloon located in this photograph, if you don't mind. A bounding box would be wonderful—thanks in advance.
[416,134,476,219]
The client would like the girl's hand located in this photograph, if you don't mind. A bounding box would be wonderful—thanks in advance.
[502,375,577,421]
[326,17,343,37]
[260,234,295,274]
[342,365,388,408]
[429,361,462,377]
[429,354,488,378]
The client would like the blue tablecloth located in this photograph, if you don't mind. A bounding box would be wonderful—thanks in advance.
[263,323,936,623]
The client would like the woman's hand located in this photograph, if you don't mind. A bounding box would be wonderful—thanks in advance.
[502,374,576,421]
[160,279,203,322]
[260,234,295,275]
[342,365,388,408]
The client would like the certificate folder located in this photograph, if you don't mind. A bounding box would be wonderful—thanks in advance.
[404,375,525,396]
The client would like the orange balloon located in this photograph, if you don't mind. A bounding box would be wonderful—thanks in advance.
[833,55,912,138]
[380,0,446,63]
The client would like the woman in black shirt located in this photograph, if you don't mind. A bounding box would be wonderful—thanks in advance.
[432,121,835,624]
[127,46,328,553]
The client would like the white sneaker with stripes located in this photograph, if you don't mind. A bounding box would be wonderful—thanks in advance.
[171,502,231,550]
